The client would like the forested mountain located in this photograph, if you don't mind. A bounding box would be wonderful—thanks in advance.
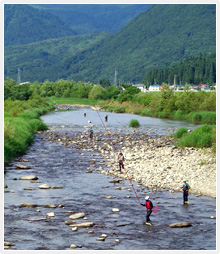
[60,4,215,83]
[4,4,216,84]
[4,4,76,46]
[4,33,109,82]
[30,4,151,34]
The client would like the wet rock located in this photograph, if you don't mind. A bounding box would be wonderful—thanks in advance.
[50,186,64,189]
[65,220,76,225]
[39,184,50,189]
[31,180,43,183]
[4,184,8,188]
[73,222,94,228]
[58,205,65,208]
[24,188,35,191]
[168,222,192,228]
[4,241,15,246]
[104,195,116,199]
[97,237,105,241]
[42,204,56,208]
[20,176,38,180]
[210,216,215,219]
[72,227,78,231]
[20,203,37,208]
[46,212,55,217]
[15,164,31,169]
[112,208,120,212]
[115,239,120,243]
[109,179,121,183]
[100,234,108,239]
[70,244,77,249]
[69,212,85,220]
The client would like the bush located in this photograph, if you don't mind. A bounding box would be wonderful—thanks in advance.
[174,127,188,139]
[129,119,140,128]
[176,124,214,148]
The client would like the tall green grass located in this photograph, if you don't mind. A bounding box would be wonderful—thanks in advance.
[4,98,53,164]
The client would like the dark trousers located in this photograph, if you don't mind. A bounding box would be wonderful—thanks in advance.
[183,190,188,203]
[146,209,152,222]
[119,161,124,171]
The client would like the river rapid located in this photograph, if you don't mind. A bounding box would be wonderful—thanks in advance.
[4,108,216,251]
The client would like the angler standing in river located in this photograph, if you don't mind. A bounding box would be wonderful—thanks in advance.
[141,195,154,225]
[181,179,191,204]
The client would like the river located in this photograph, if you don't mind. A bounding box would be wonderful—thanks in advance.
[4,108,216,251]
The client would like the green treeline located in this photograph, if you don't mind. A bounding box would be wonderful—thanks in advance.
[4,78,216,125]
[143,53,216,86]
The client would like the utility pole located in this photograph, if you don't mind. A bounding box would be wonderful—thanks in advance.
[114,69,118,86]
[17,68,21,84]
[174,74,177,95]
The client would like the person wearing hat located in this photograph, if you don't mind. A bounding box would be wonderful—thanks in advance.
[141,195,154,225]
[181,179,191,204]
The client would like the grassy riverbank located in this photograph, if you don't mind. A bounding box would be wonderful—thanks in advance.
[4,96,54,164]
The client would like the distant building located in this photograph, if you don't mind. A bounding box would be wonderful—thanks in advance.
[149,84,161,91]
[132,84,146,92]
[199,84,209,90]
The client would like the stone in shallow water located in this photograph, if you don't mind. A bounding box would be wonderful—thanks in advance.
[69,212,85,220]
[168,222,192,228]
[20,175,38,180]
[39,184,50,189]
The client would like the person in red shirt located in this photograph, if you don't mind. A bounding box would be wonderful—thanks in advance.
[141,195,154,225]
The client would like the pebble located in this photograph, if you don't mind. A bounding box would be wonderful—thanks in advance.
[71,227,78,231]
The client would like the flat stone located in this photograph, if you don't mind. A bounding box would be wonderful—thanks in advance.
[73,222,94,228]
[96,237,105,241]
[42,204,56,208]
[15,164,31,169]
[20,203,37,208]
[112,208,120,212]
[24,188,35,190]
[65,220,76,225]
[168,222,192,228]
[104,195,116,199]
[69,212,85,220]
[4,241,15,246]
[71,227,78,231]
[39,184,50,189]
[50,186,64,189]
[20,176,38,180]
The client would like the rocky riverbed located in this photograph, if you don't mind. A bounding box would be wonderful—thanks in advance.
[46,127,216,198]
[4,126,216,250]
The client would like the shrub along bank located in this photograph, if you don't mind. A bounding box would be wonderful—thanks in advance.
[4,96,54,164]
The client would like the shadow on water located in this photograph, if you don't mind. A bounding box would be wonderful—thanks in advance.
[4,109,216,250]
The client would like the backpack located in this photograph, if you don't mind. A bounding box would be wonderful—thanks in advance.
[145,201,152,209]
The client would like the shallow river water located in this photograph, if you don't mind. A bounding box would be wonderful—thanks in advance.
[4,108,216,251]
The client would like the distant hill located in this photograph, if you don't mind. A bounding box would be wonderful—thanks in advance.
[60,4,216,83]
[4,4,216,83]
[4,4,76,46]
[4,32,109,82]
[30,4,151,34]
